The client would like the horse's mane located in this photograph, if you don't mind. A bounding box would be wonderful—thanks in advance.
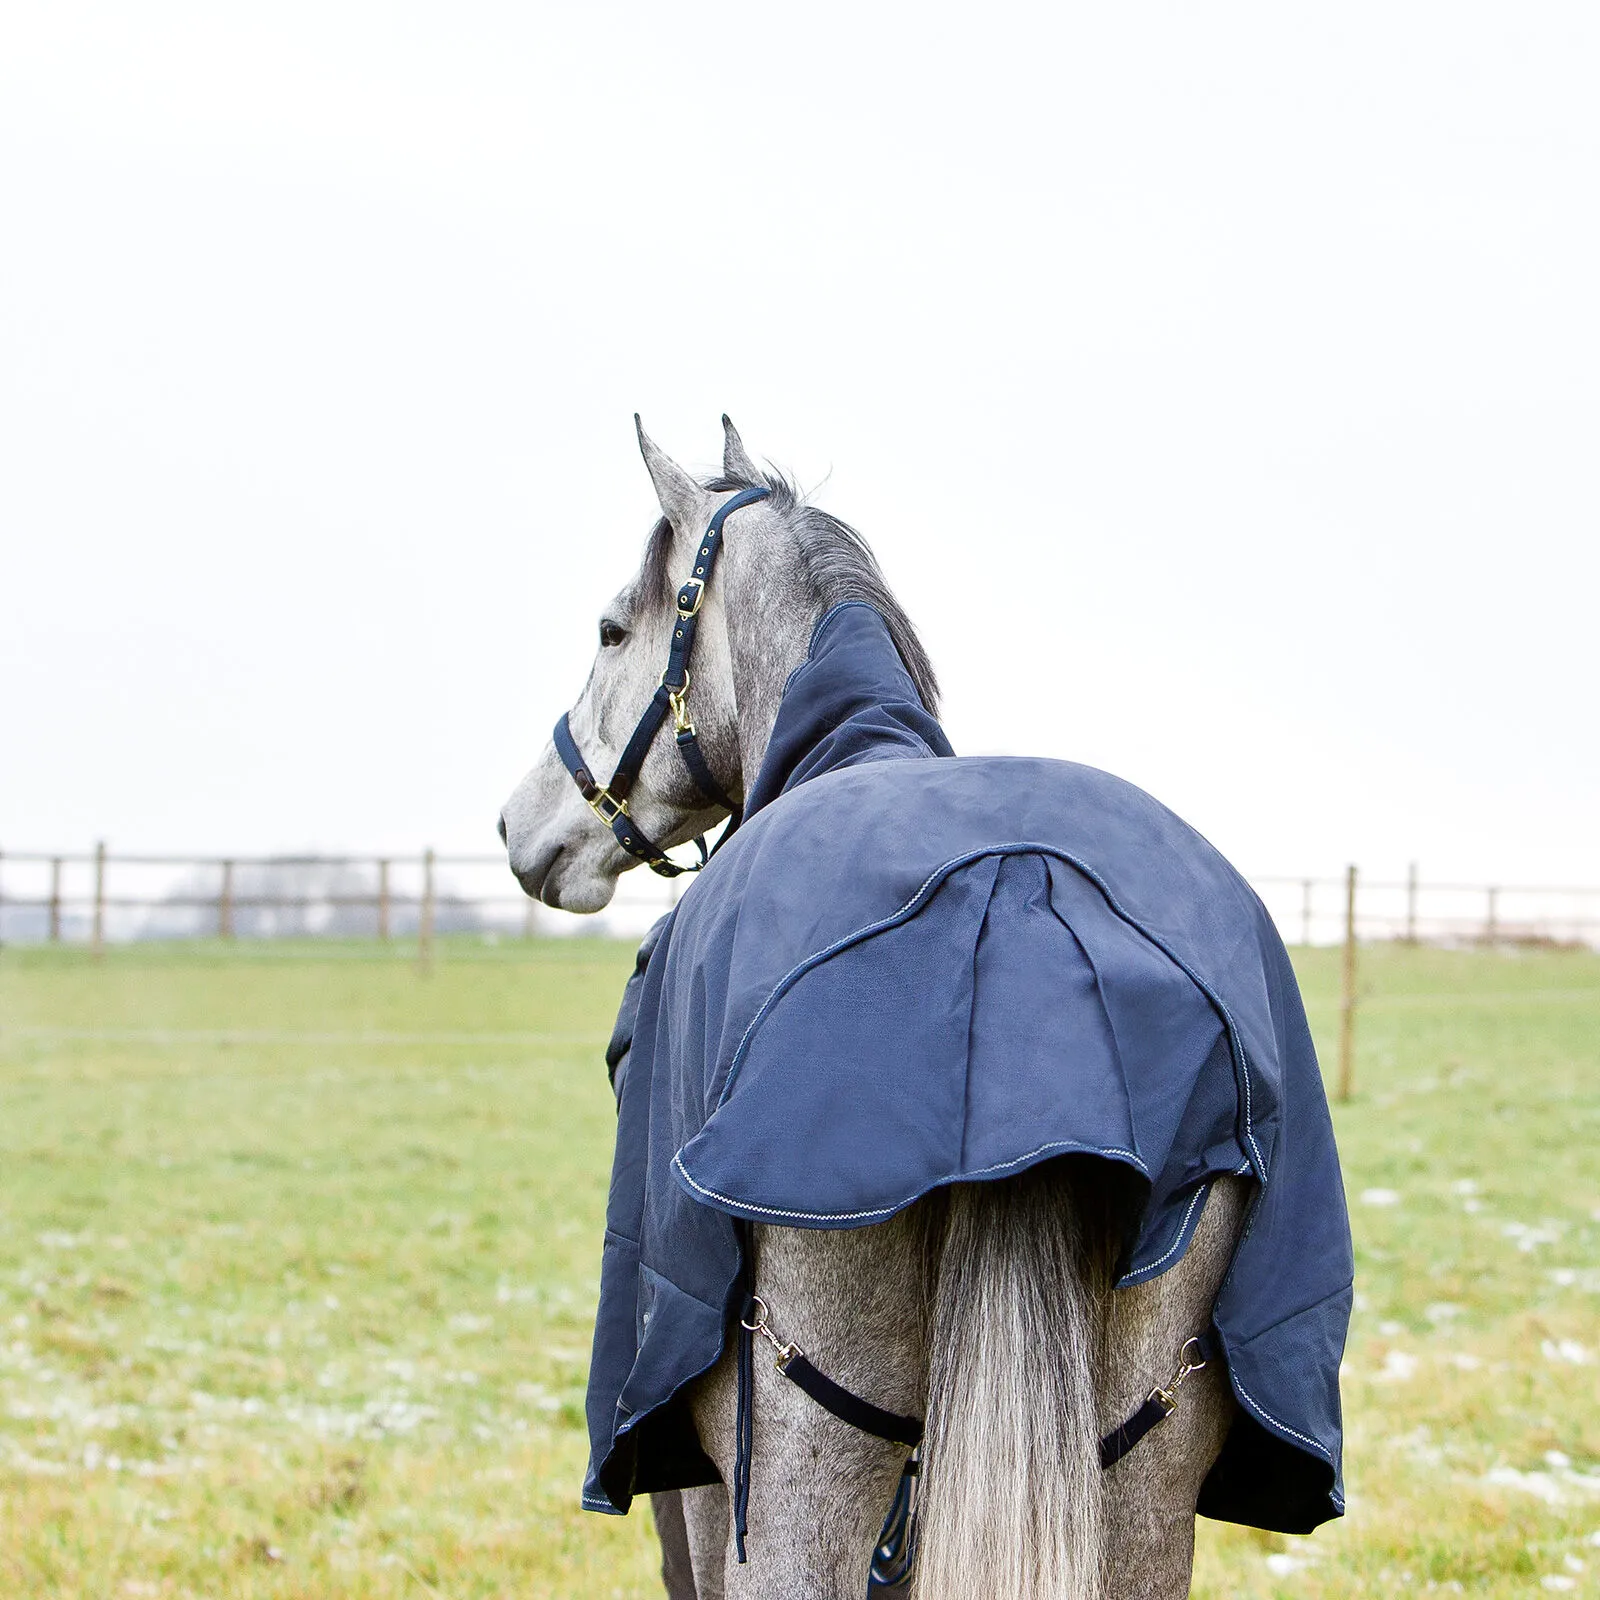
[639,468,941,716]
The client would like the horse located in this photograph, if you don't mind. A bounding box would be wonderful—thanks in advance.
[499,417,1348,1599]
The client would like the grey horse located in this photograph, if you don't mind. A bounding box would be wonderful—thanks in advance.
[500,418,1330,1598]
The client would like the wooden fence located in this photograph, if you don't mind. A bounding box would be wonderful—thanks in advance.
[0,847,580,971]
[3,849,1597,1099]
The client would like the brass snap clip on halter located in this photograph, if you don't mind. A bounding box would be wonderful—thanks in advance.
[740,1294,801,1371]
[1149,1335,1210,1416]
[667,670,694,736]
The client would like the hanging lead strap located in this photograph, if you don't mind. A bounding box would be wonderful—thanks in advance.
[733,1287,757,1561]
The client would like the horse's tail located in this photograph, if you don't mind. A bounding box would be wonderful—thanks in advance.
[914,1164,1111,1600]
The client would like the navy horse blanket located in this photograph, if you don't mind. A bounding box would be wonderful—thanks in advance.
[586,602,1352,1535]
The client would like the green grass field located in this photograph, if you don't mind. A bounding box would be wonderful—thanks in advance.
[1,939,1597,1597]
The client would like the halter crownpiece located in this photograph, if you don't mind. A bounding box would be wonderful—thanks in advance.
[554,485,771,877]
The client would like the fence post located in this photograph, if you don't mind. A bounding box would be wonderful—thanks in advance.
[92,841,107,958]
[418,848,436,971]
[377,859,391,941]
[1338,864,1358,1102]
[49,857,63,942]
[218,860,234,939]
[1405,861,1418,944]
[1485,885,1498,946]
[522,895,538,940]
[1300,879,1313,947]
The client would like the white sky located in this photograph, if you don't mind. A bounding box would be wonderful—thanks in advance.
[2,1,1597,893]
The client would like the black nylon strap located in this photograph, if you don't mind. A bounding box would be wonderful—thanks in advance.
[677,728,742,817]
[734,1313,755,1563]
[1100,1395,1176,1468]
[767,1321,1216,1470]
[609,686,673,801]
[1100,1330,1219,1468]
[551,712,600,800]
[661,485,766,689]
[550,485,768,877]
[777,1353,924,1449]
[553,713,705,876]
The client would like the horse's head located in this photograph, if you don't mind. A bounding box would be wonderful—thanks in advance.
[499,416,769,912]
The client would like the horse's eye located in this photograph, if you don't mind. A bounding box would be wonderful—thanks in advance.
[599,619,628,649]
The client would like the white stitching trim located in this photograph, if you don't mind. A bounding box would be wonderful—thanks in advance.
[1229,1373,1334,1462]
[708,842,1269,1184]
[1118,1181,1211,1285]
[673,1138,1149,1225]
[581,1493,623,1512]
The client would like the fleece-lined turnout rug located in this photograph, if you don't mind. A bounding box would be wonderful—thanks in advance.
[586,601,1351,1536]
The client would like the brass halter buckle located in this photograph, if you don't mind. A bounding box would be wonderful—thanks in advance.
[586,787,630,826]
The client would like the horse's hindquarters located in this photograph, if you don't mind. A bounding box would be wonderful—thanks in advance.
[686,1205,936,1599]
[683,1168,1250,1599]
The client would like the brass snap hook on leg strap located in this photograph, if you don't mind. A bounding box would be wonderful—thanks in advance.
[732,1284,1217,1577]
[1100,1330,1219,1468]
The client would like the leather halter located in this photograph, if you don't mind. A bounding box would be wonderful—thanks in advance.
[553,486,770,876]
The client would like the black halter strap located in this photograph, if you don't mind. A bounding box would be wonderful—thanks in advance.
[553,485,769,877]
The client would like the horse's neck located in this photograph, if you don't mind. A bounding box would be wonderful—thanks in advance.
[721,543,820,798]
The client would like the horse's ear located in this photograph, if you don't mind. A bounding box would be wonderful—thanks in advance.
[721,414,760,482]
[635,415,704,534]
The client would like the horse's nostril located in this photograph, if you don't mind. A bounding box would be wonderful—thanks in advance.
[497,812,508,846]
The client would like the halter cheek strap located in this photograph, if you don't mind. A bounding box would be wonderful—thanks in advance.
[554,485,770,877]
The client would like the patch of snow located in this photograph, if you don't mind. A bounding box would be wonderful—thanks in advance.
[1542,1339,1592,1365]
[1503,1221,1563,1251]
[1548,1268,1600,1292]
[1487,1467,1567,1505]
[1487,1465,1600,1506]
[1376,1350,1419,1383]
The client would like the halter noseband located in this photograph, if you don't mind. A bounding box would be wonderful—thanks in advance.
[553,485,770,877]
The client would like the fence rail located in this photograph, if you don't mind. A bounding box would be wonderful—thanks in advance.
[5,848,1599,1106]
[2,848,1598,965]
[0,844,689,960]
